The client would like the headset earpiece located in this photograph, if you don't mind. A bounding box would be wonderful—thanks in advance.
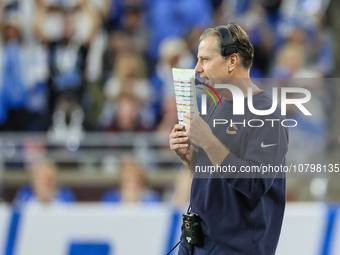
[215,25,239,57]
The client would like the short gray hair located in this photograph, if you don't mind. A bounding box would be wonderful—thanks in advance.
[199,23,254,69]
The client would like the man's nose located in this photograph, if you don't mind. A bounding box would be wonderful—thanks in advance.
[195,62,203,74]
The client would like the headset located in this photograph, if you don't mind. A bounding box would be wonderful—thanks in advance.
[215,25,239,57]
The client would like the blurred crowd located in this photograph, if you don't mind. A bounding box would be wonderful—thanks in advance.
[0,0,336,203]
[0,0,333,136]
[12,157,192,207]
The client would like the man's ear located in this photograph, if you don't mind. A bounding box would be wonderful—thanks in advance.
[227,53,239,73]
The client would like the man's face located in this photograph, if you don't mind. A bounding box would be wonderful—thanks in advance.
[32,165,57,204]
[195,36,229,81]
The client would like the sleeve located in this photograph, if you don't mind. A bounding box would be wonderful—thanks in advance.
[218,114,289,200]
[59,187,76,203]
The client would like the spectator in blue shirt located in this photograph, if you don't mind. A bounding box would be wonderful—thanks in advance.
[0,6,49,131]
[102,159,161,203]
[14,160,75,206]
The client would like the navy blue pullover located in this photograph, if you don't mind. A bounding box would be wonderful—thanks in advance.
[191,91,289,255]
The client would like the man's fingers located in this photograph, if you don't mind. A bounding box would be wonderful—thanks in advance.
[178,131,187,137]
[183,112,192,119]
[169,124,190,152]
[170,137,189,144]
[169,137,189,146]
[171,143,190,150]
[183,118,190,124]
[169,131,187,139]
[172,124,185,132]
[184,112,197,119]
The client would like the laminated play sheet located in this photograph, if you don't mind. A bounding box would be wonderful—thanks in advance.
[172,68,198,125]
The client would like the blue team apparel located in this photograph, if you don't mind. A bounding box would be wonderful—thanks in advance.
[187,91,288,255]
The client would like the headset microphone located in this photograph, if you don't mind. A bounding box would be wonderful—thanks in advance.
[195,78,207,86]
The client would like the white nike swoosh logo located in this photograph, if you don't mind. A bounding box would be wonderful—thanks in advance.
[261,142,278,148]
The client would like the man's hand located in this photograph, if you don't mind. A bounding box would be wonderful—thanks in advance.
[169,124,190,160]
[183,112,213,148]
[183,113,230,166]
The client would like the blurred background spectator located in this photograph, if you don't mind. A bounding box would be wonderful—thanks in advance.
[99,50,154,130]
[101,158,161,204]
[0,2,49,131]
[34,0,99,133]
[14,160,75,206]
[101,92,150,132]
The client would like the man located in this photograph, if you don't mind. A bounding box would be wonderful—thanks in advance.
[169,23,288,255]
